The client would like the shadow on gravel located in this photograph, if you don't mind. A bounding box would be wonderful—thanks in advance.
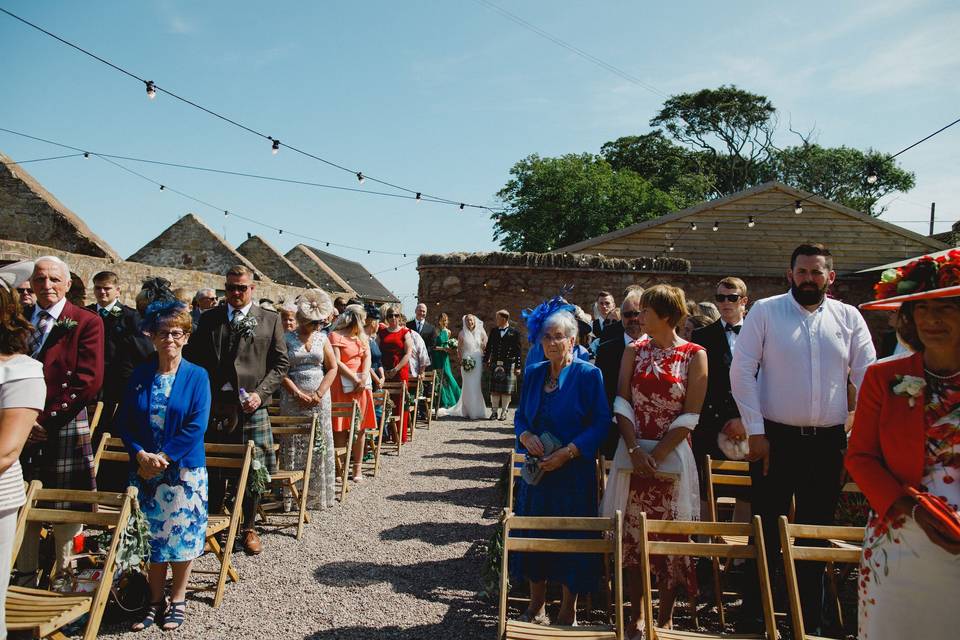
[386,486,492,509]
[411,466,499,481]
[380,521,487,546]
[422,450,506,463]
[446,437,514,449]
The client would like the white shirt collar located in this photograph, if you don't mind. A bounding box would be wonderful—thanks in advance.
[722,318,743,330]
[96,299,119,313]
[228,302,254,321]
[625,331,646,346]
[35,296,67,321]
[787,289,827,316]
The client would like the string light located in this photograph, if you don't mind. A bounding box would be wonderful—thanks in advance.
[356,171,365,184]
[83,152,89,159]
[794,200,803,214]
[459,203,465,210]
[224,210,228,216]
[271,139,280,155]
[866,172,879,185]
[278,229,283,235]
[712,221,719,232]
[747,216,755,228]
[145,80,156,100]
[668,243,675,252]
[159,184,165,191]
[415,192,422,203]
[689,222,697,231]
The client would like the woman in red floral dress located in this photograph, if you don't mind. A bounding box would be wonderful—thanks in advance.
[378,304,414,442]
[614,285,707,637]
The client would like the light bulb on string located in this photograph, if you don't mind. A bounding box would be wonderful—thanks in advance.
[712,221,719,232]
[794,201,803,215]
[668,243,675,252]
[459,203,465,210]
[83,152,89,159]
[866,172,879,185]
[159,185,165,191]
[278,229,283,235]
[356,172,365,185]
[145,80,156,99]
[689,222,697,231]
[224,211,229,217]
[415,192,422,203]
[271,139,280,155]
[747,216,755,228]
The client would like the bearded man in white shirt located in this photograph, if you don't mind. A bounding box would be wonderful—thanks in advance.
[730,243,876,632]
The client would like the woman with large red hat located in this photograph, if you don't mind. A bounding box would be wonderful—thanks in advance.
[846,250,960,639]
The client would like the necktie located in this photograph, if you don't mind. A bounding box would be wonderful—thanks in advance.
[98,307,110,319]
[30,311,51,356]
[725,323,741,335]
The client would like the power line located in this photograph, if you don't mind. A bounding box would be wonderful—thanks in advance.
[0,6,494,211]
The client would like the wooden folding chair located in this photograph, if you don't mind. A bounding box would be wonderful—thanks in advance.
[86,401,105,435]
[369,389,389,476]
[414,370,436,429]
[779,516,864,640]
[7,480,136,640]
[381,381,408,451]
[703,455,753,625]
[505,452,524,510]
[430,370,444,421]
[331,400,360,502]
[596,455,614,505]
[405,378,419,440]
[498,510,625,640]
[638,514,778,640]
[260,414,317,540]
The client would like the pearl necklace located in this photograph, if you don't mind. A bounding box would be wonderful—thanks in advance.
[924,368,960,380]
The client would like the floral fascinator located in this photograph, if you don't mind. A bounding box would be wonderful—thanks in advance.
[141,300,188,333]
[861,249,960,310]
[295,288,334,323]
[522,295,576,344]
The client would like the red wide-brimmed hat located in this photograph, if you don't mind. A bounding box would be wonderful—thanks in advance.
[860,249,960,310]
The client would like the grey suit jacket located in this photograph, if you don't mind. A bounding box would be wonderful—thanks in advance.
[186,304,289,401]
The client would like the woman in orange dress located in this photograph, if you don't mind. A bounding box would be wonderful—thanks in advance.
[328,304,376,482]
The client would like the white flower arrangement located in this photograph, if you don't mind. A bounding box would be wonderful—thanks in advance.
[461,356,476,372]
[891,375,926,407]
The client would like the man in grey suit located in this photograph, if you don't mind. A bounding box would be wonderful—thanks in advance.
[187,265,288,554]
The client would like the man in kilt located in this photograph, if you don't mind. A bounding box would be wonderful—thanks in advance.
[484,309,521,421]
[187,265,288,555]
[17,256,104,579]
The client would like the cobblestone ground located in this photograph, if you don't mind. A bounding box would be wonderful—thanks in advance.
[99,416,511,639]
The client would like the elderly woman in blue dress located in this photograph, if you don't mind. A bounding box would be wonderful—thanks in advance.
[116,301,211,632]
[512,297,612,626]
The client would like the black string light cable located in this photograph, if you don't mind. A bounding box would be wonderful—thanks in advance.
[0,127,495,210]
[0,7,497,212]
[0,152,87,165]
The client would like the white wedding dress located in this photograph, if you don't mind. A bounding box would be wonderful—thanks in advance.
[439,317,489,420]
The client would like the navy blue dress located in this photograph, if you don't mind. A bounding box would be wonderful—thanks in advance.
[512,359,611,594]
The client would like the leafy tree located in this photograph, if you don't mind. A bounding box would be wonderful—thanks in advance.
[491,153,676,252]
[600,132,714,208]
[650,85,777,194]
[769,144,915,216]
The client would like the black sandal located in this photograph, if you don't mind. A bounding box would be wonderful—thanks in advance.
[131,600,165,631]
[162,600,186,631]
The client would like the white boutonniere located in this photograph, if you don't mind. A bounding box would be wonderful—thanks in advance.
[235,315,258,339]
[891,375,926,407]
[54,317,78,331]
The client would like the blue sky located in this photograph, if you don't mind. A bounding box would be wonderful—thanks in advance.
[2,0,958,309]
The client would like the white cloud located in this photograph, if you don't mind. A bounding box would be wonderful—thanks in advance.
[155,0,196,35]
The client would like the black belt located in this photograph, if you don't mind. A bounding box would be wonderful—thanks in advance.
[765,420,843,437]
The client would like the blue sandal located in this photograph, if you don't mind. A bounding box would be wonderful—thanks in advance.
[162,600,186,631]
[131,601,164,631]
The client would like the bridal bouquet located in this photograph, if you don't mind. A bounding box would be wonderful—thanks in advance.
[444,337,459,350]
[461,356,476,372]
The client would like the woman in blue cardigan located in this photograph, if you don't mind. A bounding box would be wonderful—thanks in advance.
[512,297,611,626]
[116,301,210,632]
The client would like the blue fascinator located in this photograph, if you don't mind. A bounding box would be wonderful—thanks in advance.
[141,300,188,333]
[522,295,576,344]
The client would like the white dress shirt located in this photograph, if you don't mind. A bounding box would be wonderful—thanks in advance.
[730,291,876,436]
[722,320,742,353]
[407,329,431,377]
[95,299,119,314]
[624,332,647,346]
[227,302,253,322]
[31,297,67,352]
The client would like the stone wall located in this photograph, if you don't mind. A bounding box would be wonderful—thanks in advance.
[236,235,317,288]
[1,239,313,308]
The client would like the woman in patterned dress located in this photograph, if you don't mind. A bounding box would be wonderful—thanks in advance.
[614,285,707,636]
[847,253,960,640]
[279,290,338,509]
[329,304,377,480]
[117,301,211,632]
[378,303,415,441]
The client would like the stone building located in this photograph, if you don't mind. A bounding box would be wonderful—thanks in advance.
[286,244,399,304]
[236,234,317,288]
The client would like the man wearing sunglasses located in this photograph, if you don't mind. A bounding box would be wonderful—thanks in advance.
[187,265,289,555]
[14,280,35,308]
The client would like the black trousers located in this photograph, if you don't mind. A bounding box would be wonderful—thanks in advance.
[744,420,845,630]
[206,410,261,530]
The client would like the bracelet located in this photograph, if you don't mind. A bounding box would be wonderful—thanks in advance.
[627,444,641,455]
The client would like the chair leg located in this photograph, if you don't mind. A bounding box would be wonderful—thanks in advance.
[207,536,239,584]
[373,427,384,477]
[339,436,353,503]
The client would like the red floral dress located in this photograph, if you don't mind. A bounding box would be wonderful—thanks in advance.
[858,373,960,639]
[622,338,703,597]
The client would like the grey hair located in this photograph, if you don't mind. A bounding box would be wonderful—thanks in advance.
[542,310,578,339]
[33,255,71,280]
[195,287,215,300]
[622,287,644,310]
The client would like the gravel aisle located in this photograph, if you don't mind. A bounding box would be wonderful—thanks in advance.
[99,417,510,639]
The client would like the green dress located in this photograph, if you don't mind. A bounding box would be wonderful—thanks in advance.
[431,328,461,409]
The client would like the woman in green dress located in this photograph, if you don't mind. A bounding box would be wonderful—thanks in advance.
[431,313,461,408]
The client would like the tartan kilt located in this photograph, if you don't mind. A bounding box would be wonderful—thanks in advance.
[242,407,277,474]
[23,408,96,510]
[489,360,517,395]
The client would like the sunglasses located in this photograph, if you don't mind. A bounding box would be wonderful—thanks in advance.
[385,313,398,318]
[15,288,32,295]
[715,294,742,303]
[225,284,249,293]
[622,311,641,319]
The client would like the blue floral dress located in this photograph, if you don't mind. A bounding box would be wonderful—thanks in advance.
[130,373,208,563]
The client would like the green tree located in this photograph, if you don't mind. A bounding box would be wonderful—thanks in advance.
[650,85,777,194]
[491,153,676,252]
[769,144,915,216]
[600,131,714,208]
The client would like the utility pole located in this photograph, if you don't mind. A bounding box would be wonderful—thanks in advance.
[930,202,936,236]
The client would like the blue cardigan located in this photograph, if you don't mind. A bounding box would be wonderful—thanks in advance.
[116,356,211,469]
[514,359,611,459]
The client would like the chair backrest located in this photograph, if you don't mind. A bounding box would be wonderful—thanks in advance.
[269,414,318,438]
[330,400,360,424]
[778,516,864,640]
[704,455,752,522]
[498,510,624,639]
[505,452,524,509]
[381,382,407,415]
[639,514,777,640]
[92,432,129,477]
[87,401,105,435]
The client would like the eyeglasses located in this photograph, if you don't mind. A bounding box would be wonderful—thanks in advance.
[385,313,398,318]
[622,310,641,319]
[225,284,249,293]
[199,296,217,302]
[155,330,186,340]
[15,288,32,295]
[715,294,742,303]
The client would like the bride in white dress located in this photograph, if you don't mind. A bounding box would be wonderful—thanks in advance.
[440,314,489,420]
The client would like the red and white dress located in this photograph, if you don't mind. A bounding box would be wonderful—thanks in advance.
[622,338,703,597]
